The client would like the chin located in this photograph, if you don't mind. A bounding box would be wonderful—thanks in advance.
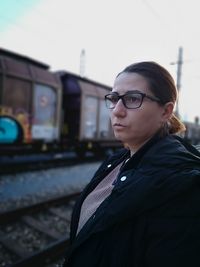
[114,133,127,143]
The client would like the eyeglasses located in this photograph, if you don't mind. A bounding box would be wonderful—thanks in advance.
[105,91,161,109]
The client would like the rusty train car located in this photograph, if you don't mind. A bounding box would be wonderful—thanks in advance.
[0,48,199,156]
[0,48,119,156]
[58,70,118,156]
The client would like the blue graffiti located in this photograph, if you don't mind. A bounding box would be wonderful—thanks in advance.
[0,116,22,143]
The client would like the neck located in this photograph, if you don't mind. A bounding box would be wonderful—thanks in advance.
[129,137,152,155]
[130,150,135,157]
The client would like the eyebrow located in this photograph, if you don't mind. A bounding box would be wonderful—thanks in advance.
[111,90,145,95]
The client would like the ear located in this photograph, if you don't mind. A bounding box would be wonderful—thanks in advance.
[162,102,174,121]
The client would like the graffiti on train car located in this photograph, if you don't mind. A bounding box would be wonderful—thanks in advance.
[0,115,24,143]
[0,105,31,143]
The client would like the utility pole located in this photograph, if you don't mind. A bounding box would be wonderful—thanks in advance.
[80,49,86,77]
[170,46,183,118]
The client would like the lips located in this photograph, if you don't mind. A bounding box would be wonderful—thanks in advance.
[113,123,126,128]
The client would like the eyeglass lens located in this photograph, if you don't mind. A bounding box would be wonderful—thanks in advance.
[105,93,143,109]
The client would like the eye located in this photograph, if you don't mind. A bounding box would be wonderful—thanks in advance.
[124,94,141,104]
[108,94,119,103]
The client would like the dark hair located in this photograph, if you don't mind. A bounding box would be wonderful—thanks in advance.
[118,61,186,134]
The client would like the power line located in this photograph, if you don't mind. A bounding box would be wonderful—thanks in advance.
[141,0,181,44]
[141,0,163,21]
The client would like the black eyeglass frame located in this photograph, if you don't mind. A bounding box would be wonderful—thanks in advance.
[104,91,162,109]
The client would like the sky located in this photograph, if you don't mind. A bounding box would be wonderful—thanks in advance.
[0,0,200,122]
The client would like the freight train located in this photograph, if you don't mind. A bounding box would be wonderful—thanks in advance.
[0,48,199,156]
[0,48,120,156]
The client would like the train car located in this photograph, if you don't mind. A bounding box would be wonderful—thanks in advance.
[0,48,62,154]
[58,71,121,156]
[0,48,121,156]
[4,48,199,157]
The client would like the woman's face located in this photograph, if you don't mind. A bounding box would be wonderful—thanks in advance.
[110,72,171,152]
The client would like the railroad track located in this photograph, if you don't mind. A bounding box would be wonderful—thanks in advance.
[0,192,80,267]
[0,151,105,175]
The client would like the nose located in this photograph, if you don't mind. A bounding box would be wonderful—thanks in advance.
[112,99,126,117]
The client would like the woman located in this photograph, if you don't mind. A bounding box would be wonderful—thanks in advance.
[63,62,200,267]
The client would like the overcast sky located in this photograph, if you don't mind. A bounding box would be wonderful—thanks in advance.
[0,0,200,122]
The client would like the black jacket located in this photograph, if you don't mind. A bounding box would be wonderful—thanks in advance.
[63,134,200,267]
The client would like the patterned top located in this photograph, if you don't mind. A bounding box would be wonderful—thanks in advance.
[77,161,124,234]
